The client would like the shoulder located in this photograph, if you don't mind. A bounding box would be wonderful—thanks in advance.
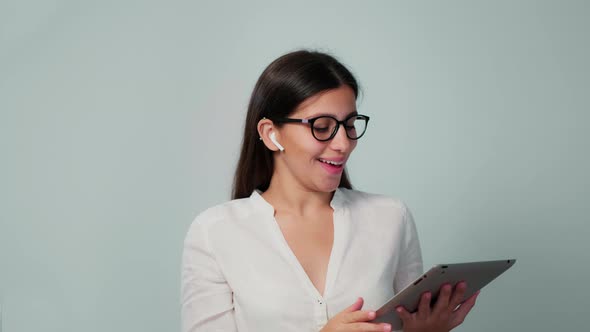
[193,197,256,226]
[337,188,416,230]
[184,196,259,244]
[338,187,411,216]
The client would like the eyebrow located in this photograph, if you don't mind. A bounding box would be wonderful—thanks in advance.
[306,110,358,119]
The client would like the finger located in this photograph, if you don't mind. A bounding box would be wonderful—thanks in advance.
[343,310,376,323]
[416,291,432,319]
[448,281,467,311]
[349,322,392,331]
[343,297,364,313]
[433,283,452,312]
[450,290,479,328]
[396,306,413,326]
[378,322,393,332]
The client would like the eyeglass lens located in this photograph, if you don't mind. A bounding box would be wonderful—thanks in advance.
[312,116,367,140]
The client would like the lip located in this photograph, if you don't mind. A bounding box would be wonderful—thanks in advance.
[317,158,346,175]
[318,157,346,163]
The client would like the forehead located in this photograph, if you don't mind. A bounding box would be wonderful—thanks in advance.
[291,85,357,118]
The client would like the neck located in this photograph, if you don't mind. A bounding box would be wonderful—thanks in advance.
[261,169,335,217]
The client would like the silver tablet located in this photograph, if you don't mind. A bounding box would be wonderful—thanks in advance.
[372,259,516,330]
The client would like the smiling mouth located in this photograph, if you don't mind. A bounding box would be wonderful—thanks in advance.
[318,158,345,175]
[318,159,344,166]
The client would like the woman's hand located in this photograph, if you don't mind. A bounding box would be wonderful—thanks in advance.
[395,281,480,332]
[321,297,392,332]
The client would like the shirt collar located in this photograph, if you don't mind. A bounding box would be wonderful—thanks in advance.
[250,187,347,213]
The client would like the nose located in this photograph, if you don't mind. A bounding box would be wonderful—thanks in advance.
[329,124,355,153]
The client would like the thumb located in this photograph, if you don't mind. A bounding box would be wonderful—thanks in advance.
[343,297,364,313]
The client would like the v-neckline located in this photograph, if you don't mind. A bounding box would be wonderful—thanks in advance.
[253,189,346,301]
[271,209,339,299]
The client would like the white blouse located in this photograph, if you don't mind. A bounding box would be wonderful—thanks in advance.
[181,188,423,332]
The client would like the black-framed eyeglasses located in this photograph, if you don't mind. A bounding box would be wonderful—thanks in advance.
[271,113,370,142]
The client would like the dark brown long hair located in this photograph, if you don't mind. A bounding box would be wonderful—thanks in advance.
[231,49,361,199]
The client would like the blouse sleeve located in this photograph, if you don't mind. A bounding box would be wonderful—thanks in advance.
[393,202,424,294]
[181,220,237,332]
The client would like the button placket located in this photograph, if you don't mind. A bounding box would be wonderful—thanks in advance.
[315,298,328,328]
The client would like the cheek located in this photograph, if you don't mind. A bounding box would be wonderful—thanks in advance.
[307,142,330,161]
[288,136,325,160]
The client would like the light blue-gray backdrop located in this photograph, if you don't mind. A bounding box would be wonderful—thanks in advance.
[1,1,588,331]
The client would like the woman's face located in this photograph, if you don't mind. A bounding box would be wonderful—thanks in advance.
[273,85,358,193]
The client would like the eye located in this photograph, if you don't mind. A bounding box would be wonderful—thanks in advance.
[312,117,335,133]
[344,119,357,130]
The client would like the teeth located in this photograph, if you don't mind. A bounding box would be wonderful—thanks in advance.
[319,159,344,166]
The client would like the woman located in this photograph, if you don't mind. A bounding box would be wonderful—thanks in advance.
[181,50,479,332]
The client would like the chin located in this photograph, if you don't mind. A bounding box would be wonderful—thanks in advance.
[316,180,341,193]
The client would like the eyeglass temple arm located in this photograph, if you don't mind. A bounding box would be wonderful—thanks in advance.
[272,118,310,124]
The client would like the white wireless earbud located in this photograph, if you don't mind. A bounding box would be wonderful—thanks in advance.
[269,132,285,152]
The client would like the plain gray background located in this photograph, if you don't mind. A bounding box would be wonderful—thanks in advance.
[1,1,588,331]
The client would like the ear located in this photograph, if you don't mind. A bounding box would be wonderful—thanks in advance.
[257,118,282,152]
